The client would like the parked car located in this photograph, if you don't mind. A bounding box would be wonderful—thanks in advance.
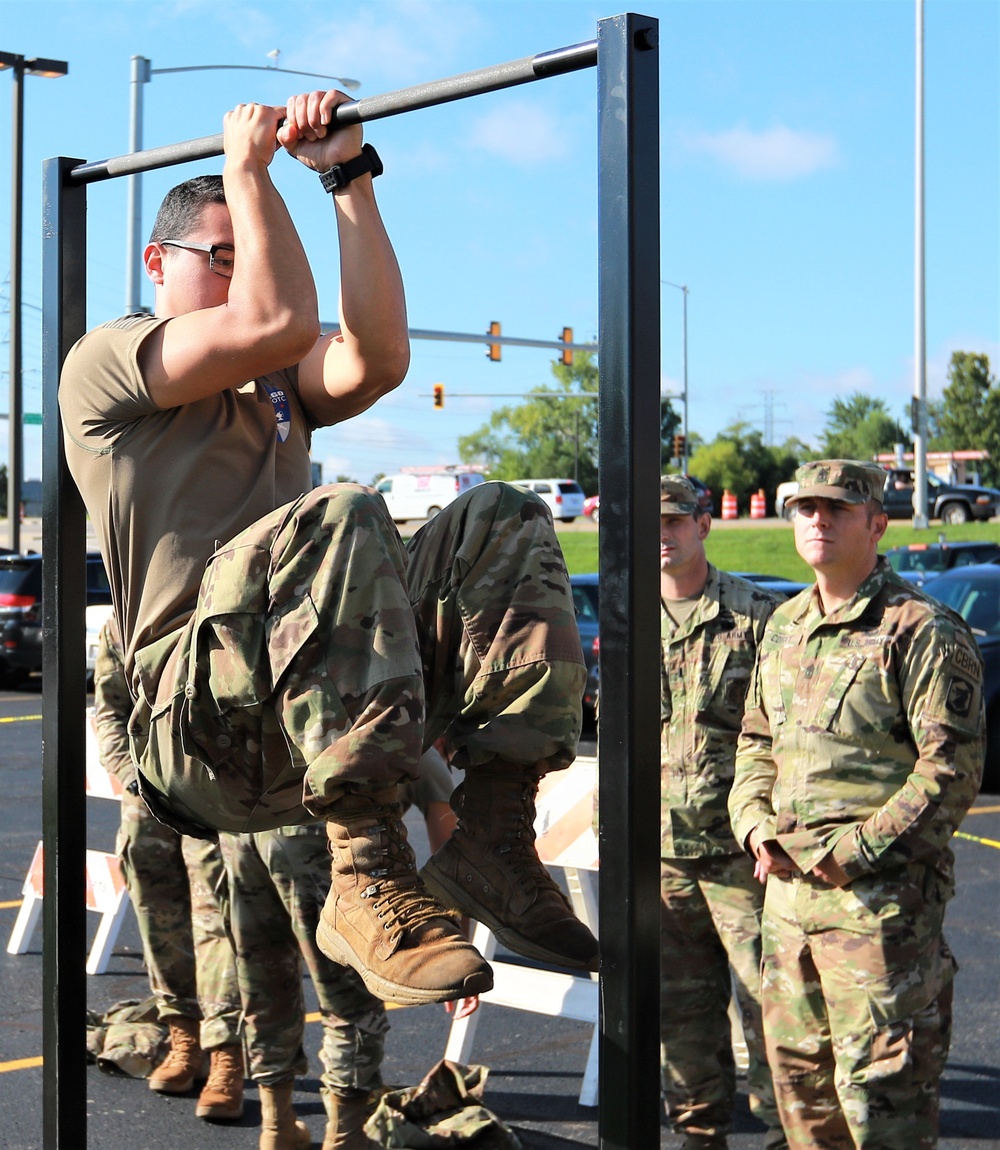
[86,603,115,686]
[923,562,1000,791]
[583,494,600,523]
[374,470,485,523]
[0,552,113,686]
[570,573,600,718]
[510,478,585,522]
[881,467,1000,523]
[885,541,1000,587]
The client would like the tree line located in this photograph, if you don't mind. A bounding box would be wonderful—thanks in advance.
[454,350,996,514]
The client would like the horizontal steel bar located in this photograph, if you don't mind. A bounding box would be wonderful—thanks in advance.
[320,321,598,353]
[68,39,598,184]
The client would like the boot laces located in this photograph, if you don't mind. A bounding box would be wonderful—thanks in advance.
[361,812,455,936]
[493,783,555,894]
[204,1047,242,1092]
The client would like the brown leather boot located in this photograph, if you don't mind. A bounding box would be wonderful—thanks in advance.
[259,1080,311,1150]
[317,789,493,1006]
[148,1016,208,1093]
[421,760,599,971]
[321,1089,379,1149]
[195,1043,244,1121]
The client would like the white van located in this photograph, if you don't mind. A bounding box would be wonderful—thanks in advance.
[509,478,586,521]
[375,471,485,523]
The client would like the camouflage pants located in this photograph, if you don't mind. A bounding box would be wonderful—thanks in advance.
[134,481,585,835]
[218,824,389,1094]
[762,865,956,1149]
[659,854,781,1141]
[116,788,240,1049]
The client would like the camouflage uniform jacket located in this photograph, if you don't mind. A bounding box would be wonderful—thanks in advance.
[729,556,985,889]
[661,565,779,858]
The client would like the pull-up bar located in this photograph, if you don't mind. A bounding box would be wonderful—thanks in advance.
[41,14,660,1148]
[69,39,599,183]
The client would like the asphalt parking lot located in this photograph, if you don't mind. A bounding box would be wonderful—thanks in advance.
[1,682,998,1148]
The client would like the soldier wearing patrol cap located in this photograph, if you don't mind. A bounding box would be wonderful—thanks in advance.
[657,474,785,1150]
[729,459,985,1149]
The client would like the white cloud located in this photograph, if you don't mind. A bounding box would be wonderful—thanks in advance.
[466,99,572,165]
[681,124,839,182]
[276,1,489,90]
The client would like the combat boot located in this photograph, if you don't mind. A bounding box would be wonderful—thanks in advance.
[195,1043,244,1121]
[321,1089,379,1149]
[259,1080,311,1150]
[421,759,599,971]
[148,1016,207,1094]
[317,788,493,1006]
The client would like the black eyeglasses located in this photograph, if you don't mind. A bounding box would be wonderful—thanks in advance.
[160,239,235,279]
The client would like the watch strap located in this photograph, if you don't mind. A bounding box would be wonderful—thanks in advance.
[318,143,383,193]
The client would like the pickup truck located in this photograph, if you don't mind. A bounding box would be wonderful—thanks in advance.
[881,468,1000,523]
[776,468,1000,523]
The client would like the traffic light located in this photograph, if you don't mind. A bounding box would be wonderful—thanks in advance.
[487,321,502,362]
[673,433,686,459]
[433,383,445,409]
[560,326,573,367]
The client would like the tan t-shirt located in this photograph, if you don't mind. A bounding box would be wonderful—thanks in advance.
[59,314,315,675]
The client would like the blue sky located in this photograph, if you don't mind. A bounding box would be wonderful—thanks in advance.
[1,0,997,487]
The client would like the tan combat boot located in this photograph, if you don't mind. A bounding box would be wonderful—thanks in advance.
[321,1089,379,1149]
[195,1043,244,1121]
[421,759,599,971]
[148,1016,207,1094]
[317,788,493,1006]
[259,1080,311,1150]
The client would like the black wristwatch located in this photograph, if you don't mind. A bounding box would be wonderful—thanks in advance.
[318,143,383,193]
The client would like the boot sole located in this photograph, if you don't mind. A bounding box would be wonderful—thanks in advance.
[421,857,599,972]
[148,1076,199,1094]
[315,918,494,1005]
[196,1102,244,1121]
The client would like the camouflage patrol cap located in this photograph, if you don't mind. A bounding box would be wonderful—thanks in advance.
[786,459,885,507]
[660,474,701,515]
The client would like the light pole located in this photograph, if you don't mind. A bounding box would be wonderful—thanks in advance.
[126,56,361,314]
[662,279,689,472]
[0,51,68,554]
[912,0,929,528]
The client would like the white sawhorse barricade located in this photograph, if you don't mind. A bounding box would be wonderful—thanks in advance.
[443,754,600,1107]
[6,711,130,975]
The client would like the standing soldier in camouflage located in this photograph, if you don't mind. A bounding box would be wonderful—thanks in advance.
[93,617,244,1122]
[61,87,594,1143]
[729,460,984,1150]
[657,476,785,1150]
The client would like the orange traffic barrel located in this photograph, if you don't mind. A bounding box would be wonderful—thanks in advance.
[750,489,766,518]
[721,490,738,520]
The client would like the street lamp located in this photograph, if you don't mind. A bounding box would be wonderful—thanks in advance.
[126,56,362,314]
[0,50,68,554]
[662,279,689,473]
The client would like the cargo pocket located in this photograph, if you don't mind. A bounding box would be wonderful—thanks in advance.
[181,542,271,773]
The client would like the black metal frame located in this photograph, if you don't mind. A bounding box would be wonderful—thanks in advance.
[41,14,660,1148]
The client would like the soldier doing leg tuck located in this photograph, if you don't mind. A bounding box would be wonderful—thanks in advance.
[59,89,597,1015]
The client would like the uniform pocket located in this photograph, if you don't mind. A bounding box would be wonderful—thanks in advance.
[814,649,897,753]
[190,543,271,709]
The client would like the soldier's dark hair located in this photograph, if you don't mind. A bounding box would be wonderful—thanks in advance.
[149,175,227,243]
[864,497,885,524]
